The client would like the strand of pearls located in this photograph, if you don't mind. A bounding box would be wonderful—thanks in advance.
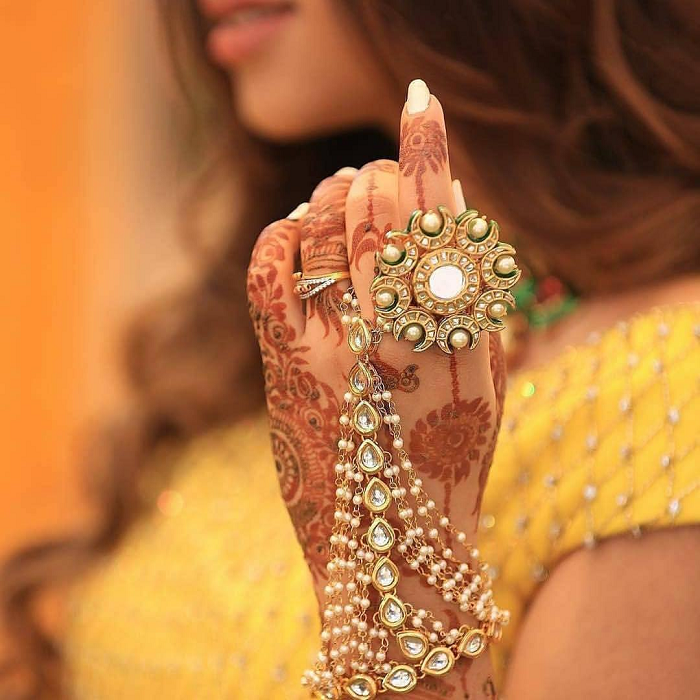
[303,289,508,700]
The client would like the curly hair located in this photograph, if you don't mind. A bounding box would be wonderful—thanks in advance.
[2,0,698,696]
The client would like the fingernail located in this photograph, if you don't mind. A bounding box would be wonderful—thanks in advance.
[406,79,431,115]
[335,166,358,177]
[452,179,466,214]
[287,202,310,221]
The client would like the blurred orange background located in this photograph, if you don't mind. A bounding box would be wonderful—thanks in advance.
[0,3,185,555]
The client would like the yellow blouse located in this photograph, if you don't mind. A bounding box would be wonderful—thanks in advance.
[66,304,699,698]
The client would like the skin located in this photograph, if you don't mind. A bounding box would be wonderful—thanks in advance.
[505,528,700,699]
[249,97,501,696]
[208,2,700,697]
[199,0,399,140]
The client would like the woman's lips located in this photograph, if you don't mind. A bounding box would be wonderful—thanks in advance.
[206,2,295,66]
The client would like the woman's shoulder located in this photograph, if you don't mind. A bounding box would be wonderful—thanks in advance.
[513,300,698,386]
[482,301,699,679]
[501,302,698,438]
[485,301,699,559]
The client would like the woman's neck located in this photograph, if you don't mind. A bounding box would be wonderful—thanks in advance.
[518,275,700,372]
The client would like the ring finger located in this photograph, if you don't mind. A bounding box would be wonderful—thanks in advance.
[299,168,357,341]
[345,159,400,316]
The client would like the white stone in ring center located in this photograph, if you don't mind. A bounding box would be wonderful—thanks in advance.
[428,265,465,300]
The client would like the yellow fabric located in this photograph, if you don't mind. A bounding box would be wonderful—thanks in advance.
[66,304,699,697]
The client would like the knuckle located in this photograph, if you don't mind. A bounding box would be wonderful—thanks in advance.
[346,175,397,223]
[334,166,359,177]
[359,159,398,175]
[309,173,353,208]
[309,175,336,203]
[368,192,398,221]
[301,202,348,244]
[248,217,294,280]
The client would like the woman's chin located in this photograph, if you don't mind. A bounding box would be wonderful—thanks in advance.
[236,100,361,143]
[237,102,327,142]
[233,77,391,144]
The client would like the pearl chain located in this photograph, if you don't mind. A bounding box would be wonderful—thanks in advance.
[303,289,507,699]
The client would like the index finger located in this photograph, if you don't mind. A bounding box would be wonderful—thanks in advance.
[398,79,455,219]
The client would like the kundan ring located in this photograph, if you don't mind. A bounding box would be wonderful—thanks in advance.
[371,205,520,353]
[293,270,352,299]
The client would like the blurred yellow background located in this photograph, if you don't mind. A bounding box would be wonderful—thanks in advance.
[0,3,185,554]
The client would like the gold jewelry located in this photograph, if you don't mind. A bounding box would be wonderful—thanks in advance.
[303,269,512,698]
[371,205,520,353]
[293,271,352,299]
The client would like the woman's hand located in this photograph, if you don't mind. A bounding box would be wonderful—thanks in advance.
[248,82,505,697]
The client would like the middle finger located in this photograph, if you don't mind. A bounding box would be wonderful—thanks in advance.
[300,168,357,342]
[345,159,400,316]
[398,79,455,217]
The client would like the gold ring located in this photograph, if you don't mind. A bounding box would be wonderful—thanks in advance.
[293,271,351,299]
[371,205,519,353]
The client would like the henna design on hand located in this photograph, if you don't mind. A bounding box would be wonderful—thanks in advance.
[306,285,345,346]
[301,177,353,342]
[349,164,395,270]
[482,677,498,699]
[248,220,340,579]
[249,133,506,693]
[410,395,493,524]
[350,168,380,270]
[410,398,493,485]
[398,644,495,700]
[449,354,461,403]
[471,333,507,518]
[409,676,458,699]
[301,203,349,275]
[399,116,448,209]
[489,332,507,421]
[372,356,421,393]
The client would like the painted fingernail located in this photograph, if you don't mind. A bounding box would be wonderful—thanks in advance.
[452,179,466,214]
[287,202,310,221]
[335,166,359,177]
[406,79,431,115]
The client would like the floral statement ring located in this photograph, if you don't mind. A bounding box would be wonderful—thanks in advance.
[371,206,520,352]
